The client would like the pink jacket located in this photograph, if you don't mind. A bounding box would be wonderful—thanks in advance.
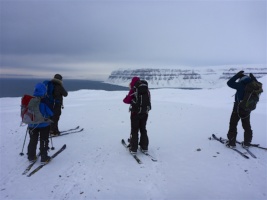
[123,77,140,104]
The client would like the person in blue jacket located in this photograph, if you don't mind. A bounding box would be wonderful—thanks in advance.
[226,70,256,149]
[28,83,53,163]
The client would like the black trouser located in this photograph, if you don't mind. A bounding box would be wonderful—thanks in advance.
[130,113,149,152]
[27,126,50,159]
[50,103,62,133]
[227,103,253,145]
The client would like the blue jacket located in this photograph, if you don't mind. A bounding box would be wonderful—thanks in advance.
[227,74,251,103]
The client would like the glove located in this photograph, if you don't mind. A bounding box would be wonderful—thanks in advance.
[236,70,244,77]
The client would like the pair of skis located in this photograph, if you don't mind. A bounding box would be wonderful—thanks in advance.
[50,126,84,137]
[23,144,66,177]
[210,134,266,159]
[23,126,79,176]
[121,139,157,164]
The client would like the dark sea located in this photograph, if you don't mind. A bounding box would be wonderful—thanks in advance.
[0,78,128,98]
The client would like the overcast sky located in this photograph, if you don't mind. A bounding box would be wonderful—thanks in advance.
[1,0,266,80]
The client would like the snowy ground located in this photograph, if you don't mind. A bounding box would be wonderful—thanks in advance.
[0,76,266,200]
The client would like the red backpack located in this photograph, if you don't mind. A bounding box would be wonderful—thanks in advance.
[20,95,46,125]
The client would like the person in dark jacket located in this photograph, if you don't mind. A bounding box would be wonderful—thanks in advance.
[226,70,257,149]
[28,83,53,163]
[50,74,68,136]
[123,77,151,154]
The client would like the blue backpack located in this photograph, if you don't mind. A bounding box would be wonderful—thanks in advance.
[43,80,55,109]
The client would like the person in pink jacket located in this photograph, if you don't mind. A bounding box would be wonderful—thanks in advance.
[123,77,140,104]
[123,77,150,154]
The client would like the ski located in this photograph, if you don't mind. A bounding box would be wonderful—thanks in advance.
[22,152,40,175]
[244,148,257,159]
[218,137,257,159]
[139,149,157,162]
[50,128,84,137]
[249,144,267,150]
[236,140,267,151]
[27,144,66,177]
[211,134,249,159]
[121,139,142,164]
[60,126,79,134]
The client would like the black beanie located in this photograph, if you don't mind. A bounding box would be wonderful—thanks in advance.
[54,74,63,80]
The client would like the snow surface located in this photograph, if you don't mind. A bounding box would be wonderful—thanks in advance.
[0,76,267,200]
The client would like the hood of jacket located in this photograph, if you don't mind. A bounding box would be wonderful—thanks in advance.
[33,83,46,97]
[239,75,251,84]
[130,77,140,88]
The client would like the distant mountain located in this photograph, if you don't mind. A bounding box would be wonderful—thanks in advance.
[106,65,267,89]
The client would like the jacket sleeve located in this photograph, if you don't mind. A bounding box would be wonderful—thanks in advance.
[60,86,68,97]
[227,74,240,89]
[53,85,68,104]
[123,89,134,104]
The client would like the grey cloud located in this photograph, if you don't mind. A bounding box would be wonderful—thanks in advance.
[0,0,266,80]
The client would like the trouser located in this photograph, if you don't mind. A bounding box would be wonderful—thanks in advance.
[50,103,62,133]
[130,113,149,151]
[227,103,253,145]
[27,126,50,159]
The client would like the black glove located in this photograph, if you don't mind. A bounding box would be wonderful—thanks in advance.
[236,70,244,77]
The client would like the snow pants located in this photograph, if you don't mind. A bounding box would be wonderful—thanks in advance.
[227,103,253,146]
[27,126,50,160]
[130,113,149,152]
[50,103,62,133]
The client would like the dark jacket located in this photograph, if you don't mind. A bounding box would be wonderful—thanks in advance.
[227,74,252,102]
[51,78,68,104]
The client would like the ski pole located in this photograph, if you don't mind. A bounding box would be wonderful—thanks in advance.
[50,135,55,150]
[20,128,28,156]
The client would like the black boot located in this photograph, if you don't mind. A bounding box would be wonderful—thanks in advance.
[244,131,253,147]
[40,139,50,164]
[40,155,51,164]
[226,132,237,148]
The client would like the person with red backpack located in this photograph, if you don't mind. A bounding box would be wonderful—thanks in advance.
[123,77,151,154]
[27,83,53,164]
[49,74,68,136]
